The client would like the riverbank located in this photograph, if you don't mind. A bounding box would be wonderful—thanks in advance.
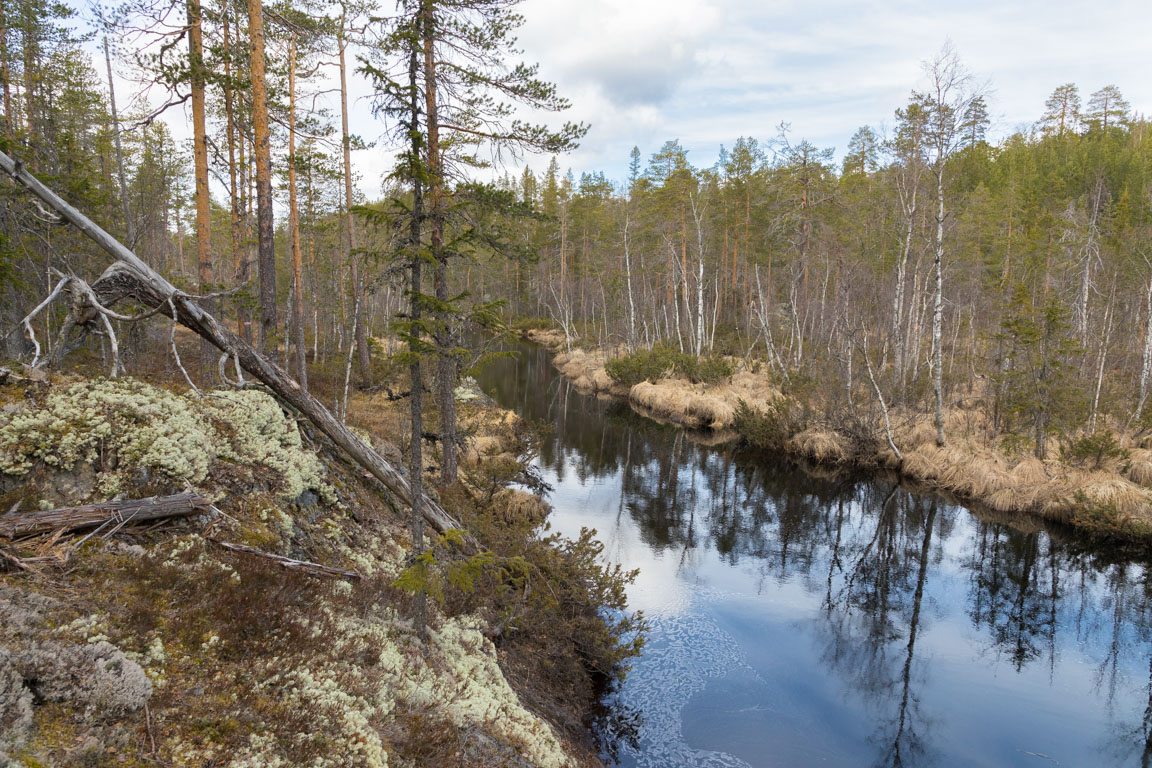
[0,365,634,767]
[522,329,1152,546]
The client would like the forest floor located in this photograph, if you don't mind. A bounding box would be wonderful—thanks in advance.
[0,354,613,768]
[523,328,1152,547]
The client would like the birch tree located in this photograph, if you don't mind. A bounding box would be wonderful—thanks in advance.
[919,43,979,447]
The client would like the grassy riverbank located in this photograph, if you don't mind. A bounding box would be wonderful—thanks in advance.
[522,328,1152,546]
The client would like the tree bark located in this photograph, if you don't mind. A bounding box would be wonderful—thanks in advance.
[287,39,307,391]
[187,0,214,383]
[248,0,277,354]
[102,35,131,244]
[406,34,428,638]
[222,13,247,342]
[932,166,946,447]
[421,0,457,485]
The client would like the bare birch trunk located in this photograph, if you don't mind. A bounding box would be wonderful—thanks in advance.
[103,35,131,244]
[338,13,371,386]
[932,167,946,447]
[623,214,636,352]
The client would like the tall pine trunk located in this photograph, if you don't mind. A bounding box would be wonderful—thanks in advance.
[249,0,277,354]
[187,0,214,383]
[287,39,307,391]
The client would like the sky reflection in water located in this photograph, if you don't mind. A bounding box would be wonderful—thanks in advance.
[477,342,1152,768]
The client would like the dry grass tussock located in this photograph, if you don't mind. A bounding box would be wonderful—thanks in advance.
[555,351,621,395]
[490,488,552,526]
[1042,471,1151,517]
[628,371,783,430]
[788,429,848,463]
[901,442,1013,500]
[1011,457,1049,485]
[1126,449,1152,488]
[523,328,568,350]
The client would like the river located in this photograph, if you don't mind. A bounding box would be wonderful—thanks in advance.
[476,340,1152,768]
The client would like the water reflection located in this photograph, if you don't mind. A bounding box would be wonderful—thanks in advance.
[477,342,1152,768]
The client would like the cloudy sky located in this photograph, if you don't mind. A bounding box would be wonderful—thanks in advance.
[501,0,1152,184]
[90,0,1152,199]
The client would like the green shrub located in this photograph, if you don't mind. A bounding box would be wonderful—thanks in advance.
[1062,431,1129,469]
[605,347,734,387]
[605,346,678,387]
[733,398,792,449]
[691,355,735,384]
[510,316,555,332]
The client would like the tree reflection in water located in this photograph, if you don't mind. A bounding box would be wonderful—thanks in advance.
[478,341,1152,767]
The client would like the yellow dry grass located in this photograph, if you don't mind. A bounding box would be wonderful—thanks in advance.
[460,435,506,467]
[629,379,734,429]
[1010,457,1049,485]
[523,328,569,350]
[788,429,848,463]
[899,419,939,449]
[1126,449,1152,488]
[627,371,784,430]
[490,487,551,526]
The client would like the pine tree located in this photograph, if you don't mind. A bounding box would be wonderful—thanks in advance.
[1039,83,1081,137]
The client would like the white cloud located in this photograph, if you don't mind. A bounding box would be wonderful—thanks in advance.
[515,0,1152,181]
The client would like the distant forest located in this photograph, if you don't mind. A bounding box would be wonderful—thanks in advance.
[1,0,1149,457]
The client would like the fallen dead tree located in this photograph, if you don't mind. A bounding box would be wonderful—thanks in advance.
[0,149,468,540]
[0,492,212,538]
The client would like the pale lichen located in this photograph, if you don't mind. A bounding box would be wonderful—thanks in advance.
[0,379,334,503]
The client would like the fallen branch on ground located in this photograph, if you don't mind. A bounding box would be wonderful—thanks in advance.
[212,540,362,580]
[0,492,213,539]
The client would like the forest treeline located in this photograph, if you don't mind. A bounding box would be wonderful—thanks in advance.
[0,0,1148,463]
[497,65,1151,459]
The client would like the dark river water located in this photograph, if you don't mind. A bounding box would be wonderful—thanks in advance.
[476,341,1152,768]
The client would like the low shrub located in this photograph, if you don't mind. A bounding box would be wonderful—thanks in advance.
[605,347,734,387]
[605,347,678,387]
[733,398,793,449]
[1063,431,1129,469]
[510,316,555,332]
[690,355,735,384]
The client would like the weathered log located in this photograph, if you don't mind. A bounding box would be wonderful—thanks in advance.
[0,492,212,538]
[213,540,362,580]
[0,149,469,542]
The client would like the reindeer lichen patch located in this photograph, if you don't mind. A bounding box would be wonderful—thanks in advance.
[0,378,215,493]
[201,389,332,502]
[0,380,335,504]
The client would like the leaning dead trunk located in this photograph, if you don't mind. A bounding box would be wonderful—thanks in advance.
[0,149,469,539]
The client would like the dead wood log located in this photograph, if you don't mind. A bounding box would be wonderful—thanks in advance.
[212,540,362,580]
[0,492,212,538]
[0,149,469,542]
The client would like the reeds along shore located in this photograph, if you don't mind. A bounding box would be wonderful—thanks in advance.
[522,329,1152,545]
